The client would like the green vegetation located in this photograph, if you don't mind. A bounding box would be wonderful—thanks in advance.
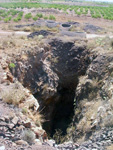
[44,16,48,20]
[0,9,23,22]
[0,3,113,21]
[25,13,32,20]
[49,15,56,20]
[9,63,16,68]
[4,16,12,23]
[33,16,38,21]
[36,13,43,18]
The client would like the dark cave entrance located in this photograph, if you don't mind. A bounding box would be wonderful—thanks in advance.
[51,88,75,136]
[42,87,75,142]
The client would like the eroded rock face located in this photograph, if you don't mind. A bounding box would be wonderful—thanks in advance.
[71,52,113,142]
[48,38,89,89]
[13,37,89,98]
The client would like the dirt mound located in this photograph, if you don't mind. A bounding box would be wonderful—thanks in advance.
[27,30,53,38]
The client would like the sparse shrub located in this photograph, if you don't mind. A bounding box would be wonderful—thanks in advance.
[44,16,48,20]
[9,63,15,68]
[36,13,43,18]
[4,17,9,23]
[104,115,113,127]
[33,16,38,21]
[4,16,12,23]
[38,35,44,40]
[11,10,19,16]
[53,129,65,144]
[8,16,12,21]
[28,110,45,127]
[13,18,19,22]
[13,15,22,22]
[49,15,56,20]
[35,112,45,127]
[21,129,36,144]
[23,27,31,32]
[20,36,26,40]
[18,11,24,17]
[87,39,97,49]
[22,107,28,114]
[25,13,32,20]
[1,12,8,18]
[68,20,72,22]
[1,82,26,105]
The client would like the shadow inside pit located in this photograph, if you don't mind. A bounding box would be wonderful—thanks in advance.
[42,88,75,143]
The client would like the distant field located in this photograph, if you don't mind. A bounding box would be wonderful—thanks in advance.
[0,2,113,22]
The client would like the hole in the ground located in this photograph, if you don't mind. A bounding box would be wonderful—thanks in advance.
[41,87,75,143]
[12,37,90,144]
[62,24,71,28]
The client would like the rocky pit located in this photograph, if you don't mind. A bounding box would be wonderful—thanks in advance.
[11,37,90,140]
[0,32,113,150]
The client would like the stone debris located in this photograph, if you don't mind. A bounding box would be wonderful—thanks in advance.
[27,30,53,38]
[83,23,103,33]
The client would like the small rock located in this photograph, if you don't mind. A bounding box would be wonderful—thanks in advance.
[15,140,28,145]
[4,116,9,123]
[2,63,8,69]
[46,139,55,147]
[12,116,18,125]
[7,72,13,83]
[8,123,15,129]
[17,125,25,130]
[23,122,31,128]
[5,133,12,138]
[0,117,5,122]
[12,142,17,147]
[0,122,7,127]
[34,139,42,145]
[0,132,5,138]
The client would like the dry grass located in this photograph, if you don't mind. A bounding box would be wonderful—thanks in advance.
[9,24,59,33]
[90,77,100,88]
[87,39,97,50]
[22,107,28,114]
[0,34,45,58]
[77,99,102,132]
[51,56,59,63]
[1,82,26,106]
[28,110,45,127]
[103,114,113,127]
[107,144,113,150]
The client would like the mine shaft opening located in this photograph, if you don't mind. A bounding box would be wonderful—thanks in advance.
[12,37,90,144]
[41,87,75,142]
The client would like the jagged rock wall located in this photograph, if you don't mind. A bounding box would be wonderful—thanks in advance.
[71,51,113,143]
[12,37,90,136]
